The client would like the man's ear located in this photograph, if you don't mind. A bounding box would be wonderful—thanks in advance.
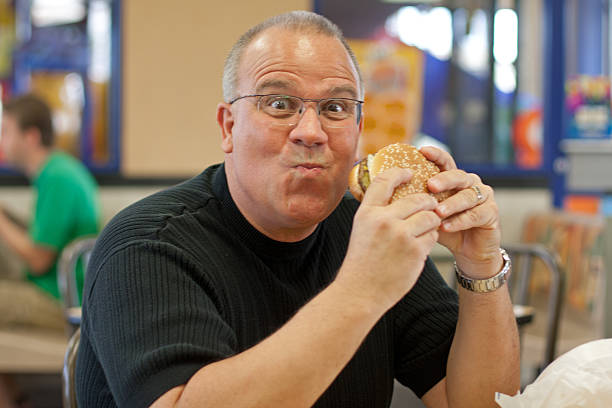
[23,127,43,148]
[353,109,364,162]
[217,102,234,153]
[358,108,364,134]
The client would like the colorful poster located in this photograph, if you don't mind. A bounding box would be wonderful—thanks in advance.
[566,75,611,139]
[0,0,15,79]
[348,40,424,158]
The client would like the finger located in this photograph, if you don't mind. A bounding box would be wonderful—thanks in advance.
[361,167,413,206]
[436,184,492,219]
[385,193,438,220]
[414,228,439,250]
[428,170,480,195]
[401,210,441,237]
[440,202,497,233]
[419,146,457,171]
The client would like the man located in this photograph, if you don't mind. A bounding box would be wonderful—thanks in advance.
[0,93,100,319]
[77,11,519,408]
[0,93,100,406]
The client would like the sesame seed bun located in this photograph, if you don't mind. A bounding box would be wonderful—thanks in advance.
[348,143,452,203]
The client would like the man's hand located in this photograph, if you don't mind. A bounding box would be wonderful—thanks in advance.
[337,167,441,309]
[0,206,56,275]
[420,147,503,278]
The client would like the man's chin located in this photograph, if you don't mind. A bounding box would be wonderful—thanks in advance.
[285,196,339,226]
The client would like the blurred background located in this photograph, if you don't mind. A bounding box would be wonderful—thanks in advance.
[0,0,611,406]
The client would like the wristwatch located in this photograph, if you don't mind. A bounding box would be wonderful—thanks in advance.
[454,248,511,293]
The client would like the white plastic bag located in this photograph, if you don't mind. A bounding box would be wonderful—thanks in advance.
[495,339,612,407]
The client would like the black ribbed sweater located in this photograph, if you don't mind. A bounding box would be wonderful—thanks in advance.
[76,164,459,408]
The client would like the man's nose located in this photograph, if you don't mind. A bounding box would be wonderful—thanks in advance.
[288,105,328,147]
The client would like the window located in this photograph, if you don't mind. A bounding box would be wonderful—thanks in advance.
[0,0,121,174]
[317,0,546,179]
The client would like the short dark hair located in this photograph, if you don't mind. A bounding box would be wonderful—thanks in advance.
[3,93,54,147]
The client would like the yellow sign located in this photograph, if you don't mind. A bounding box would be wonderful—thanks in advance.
[349,39,424,158]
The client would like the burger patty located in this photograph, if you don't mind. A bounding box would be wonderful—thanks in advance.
[357,156,371,192]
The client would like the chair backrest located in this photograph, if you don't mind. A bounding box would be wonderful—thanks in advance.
[62,327,81,408]
[57,237,97,331]
[504,243,566,369]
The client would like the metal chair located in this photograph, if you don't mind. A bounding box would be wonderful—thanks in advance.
[62,327,81,408]
[57,237,97,333]
[504,243,566,369]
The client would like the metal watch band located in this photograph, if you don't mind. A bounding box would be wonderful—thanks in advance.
[454,248,511,293]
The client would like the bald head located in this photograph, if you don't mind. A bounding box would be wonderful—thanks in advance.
[222,11,363,102]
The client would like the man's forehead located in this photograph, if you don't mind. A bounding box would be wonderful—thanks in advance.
[240,27,360,95]
[255,79,358,99]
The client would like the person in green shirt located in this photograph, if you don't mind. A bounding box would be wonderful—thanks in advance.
[0,93,100,407]
[0,92,100,318]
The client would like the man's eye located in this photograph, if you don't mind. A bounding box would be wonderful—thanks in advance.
[322,100,347,113]
[269,99,290,110]
[264,96,299,111]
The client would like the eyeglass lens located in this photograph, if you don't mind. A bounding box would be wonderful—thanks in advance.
[257,95,361,128]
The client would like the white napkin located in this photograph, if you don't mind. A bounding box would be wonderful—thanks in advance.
[495,339,612,407]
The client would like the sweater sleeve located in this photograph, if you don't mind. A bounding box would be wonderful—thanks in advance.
[393,257,459,398]
[85,241,238,408]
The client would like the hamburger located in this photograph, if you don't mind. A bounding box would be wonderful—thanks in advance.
[348,143,452,203]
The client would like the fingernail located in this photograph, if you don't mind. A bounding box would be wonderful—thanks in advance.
[438,204,447,215]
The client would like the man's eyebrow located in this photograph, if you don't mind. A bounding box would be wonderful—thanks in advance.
[255,79,295,94]
[328,85,359,99]
[254,81,360,99]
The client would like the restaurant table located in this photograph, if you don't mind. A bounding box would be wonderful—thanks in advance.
[0,327,67,373]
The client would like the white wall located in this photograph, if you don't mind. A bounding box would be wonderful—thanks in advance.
[121,0,311,177]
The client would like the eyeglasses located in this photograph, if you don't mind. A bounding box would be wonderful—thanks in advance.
[229,94,364,129]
